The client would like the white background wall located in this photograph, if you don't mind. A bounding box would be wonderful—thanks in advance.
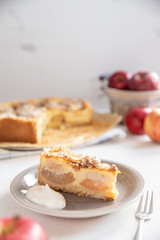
[0,0,160,110]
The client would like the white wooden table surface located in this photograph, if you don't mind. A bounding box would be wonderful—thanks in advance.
[0,130,160,240]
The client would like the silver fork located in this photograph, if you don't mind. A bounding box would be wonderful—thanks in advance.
[134,191,153,240]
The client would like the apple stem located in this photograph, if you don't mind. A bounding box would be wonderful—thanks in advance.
[0,216,19,235]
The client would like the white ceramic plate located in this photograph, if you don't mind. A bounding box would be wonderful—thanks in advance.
[10,161,145,218]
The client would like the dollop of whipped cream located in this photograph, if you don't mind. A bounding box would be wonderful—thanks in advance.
[26,184,66,210]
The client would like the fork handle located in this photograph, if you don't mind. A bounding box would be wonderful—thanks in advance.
[134,220,144,240]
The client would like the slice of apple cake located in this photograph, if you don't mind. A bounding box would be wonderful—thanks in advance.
[38,146,120,201]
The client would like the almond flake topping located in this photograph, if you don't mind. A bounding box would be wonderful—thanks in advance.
[43,146,118,171]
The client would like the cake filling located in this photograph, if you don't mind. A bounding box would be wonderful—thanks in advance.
[41,167,75,185]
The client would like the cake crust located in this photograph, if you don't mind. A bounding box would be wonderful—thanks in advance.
[0,118,38,143]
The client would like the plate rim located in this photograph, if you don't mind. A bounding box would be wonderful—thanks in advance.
[10,161,145,218]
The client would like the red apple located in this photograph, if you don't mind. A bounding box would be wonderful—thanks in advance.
[124,107,152,135]
[128,71,160,91]
[0,216,48,240]
[108,71,132,90]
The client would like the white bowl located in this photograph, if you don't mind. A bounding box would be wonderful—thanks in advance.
[104,87,160,117]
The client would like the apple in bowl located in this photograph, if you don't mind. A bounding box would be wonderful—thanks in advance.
[108,71,132,90]
[100,70,160,91]
[0,216,48,240]
[124,107,152,135]
[128,71,160,91]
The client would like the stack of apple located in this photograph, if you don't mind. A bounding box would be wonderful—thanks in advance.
[125,107,160,143]
[100,71,160,142]
[101,70,160,91]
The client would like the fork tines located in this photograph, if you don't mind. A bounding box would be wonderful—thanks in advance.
[137,191,153,215]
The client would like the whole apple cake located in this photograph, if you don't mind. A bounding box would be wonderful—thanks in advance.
[0,98,92,143]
